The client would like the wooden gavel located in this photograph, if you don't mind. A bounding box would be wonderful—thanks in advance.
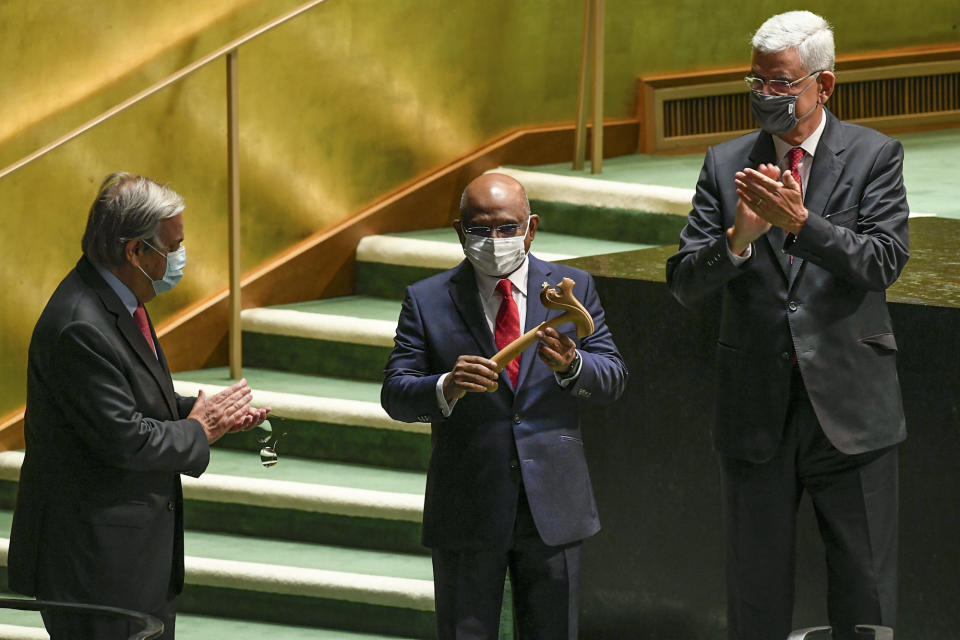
[457,277,595,398]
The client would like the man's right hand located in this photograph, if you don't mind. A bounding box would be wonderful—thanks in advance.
[187,379,256,444]
[727,162,779,255]
[442,355,500,402]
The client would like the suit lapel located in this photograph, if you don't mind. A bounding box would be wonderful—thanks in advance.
[788,110,846,290]
[448,260,498,358]
[748,133,791,281]
[516,256,552,391]
[78,258,179,417]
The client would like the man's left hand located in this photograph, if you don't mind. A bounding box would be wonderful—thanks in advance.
[735,164,808,235]
[536,327,576,373]
[230,405,271,433]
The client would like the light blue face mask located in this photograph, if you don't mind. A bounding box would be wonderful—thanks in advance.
[139,240,186,294]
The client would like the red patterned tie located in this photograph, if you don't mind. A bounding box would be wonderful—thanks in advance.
[788,147,804,199]
[494,279,521,388]
[133,303,157,357]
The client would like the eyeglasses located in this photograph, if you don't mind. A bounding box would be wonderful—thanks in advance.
[463,220,529,238]
[744,70,823,96]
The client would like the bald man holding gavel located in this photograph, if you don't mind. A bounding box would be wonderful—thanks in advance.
[382,173,627,639]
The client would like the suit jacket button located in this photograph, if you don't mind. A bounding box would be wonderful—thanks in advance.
[167,501,175,511]
[781,351,791,361]
[513,414,521,424]
[509,459,520,470]
[788,301,798,312]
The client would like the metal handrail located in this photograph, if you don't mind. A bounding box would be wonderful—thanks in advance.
[0,598,163,639]
[0,0,331,379]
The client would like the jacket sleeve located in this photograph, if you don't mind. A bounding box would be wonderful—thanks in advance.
[787,138,910,290]
[53,320,209,476]
[666,146,752,308]
[381,287,444,424]
[565,272,628,405]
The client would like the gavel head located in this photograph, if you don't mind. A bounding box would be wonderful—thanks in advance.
[539,277,595,338]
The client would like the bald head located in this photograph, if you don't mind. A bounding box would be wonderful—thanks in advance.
[459,173,531,224]
[454,172,539,258]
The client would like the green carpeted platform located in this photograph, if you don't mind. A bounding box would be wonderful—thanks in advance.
[513,127,960,218]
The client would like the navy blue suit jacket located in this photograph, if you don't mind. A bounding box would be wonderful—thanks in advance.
[382,255,627,550]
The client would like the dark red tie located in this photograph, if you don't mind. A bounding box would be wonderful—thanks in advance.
[495,279,521,388]
[788,147,804,199]
[133,303,157,357]
[786,147,805,264]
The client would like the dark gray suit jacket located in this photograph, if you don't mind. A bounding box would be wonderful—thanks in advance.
[8,256,208,614]
[666,110,909,462]
[382,256,627,550]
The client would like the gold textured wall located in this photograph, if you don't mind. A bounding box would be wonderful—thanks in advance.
[1,0,958,416]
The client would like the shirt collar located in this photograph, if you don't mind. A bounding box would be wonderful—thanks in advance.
[474,254,530,301]
[94,262,140,316]
[773,104,828,162]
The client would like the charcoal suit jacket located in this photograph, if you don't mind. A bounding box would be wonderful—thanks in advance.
[381,255,627,550]
[8,256,208,615]
[666,110,910,462]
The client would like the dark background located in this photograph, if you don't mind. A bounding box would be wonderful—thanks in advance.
[569,259,960,639]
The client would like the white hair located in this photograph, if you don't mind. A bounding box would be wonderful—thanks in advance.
[752,11,835,72]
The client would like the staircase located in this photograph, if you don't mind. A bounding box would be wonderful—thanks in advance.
[0,215,663,638]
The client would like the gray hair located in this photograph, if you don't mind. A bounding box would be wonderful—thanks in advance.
[752,11,835,73]
[81,172,184,268]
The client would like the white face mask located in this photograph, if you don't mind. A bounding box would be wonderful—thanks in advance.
[462,218,530,277]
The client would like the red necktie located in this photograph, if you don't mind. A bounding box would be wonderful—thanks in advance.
[494,279,521,388]
[788,147,804,199]
[133,303,157,357]
[786,147,805,264]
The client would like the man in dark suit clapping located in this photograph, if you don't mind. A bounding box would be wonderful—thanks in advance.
[667,11,909,640]
[8,172,269,639]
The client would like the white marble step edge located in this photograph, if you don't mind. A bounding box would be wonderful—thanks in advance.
[170,379,429,436]
[242,307,397,348]
[0,451,422,523]
[0,624,46,640]
[0,539,433,612]
[491,166,694,215]
[355,234,573,269]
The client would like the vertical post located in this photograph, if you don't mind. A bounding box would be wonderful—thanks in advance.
[226,50,242,380]
[590,0,604,174]
[572,0,593,170]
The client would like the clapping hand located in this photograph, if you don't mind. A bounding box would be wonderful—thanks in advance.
[187,379,271,444]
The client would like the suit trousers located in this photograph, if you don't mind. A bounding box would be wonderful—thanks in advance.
[719,368,898,640]
[432,486,581,640]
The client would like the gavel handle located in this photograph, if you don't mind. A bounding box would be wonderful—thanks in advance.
[451,310,579,400]
[490,310,578,370]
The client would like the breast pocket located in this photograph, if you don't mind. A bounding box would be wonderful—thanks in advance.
[824,205,858,229]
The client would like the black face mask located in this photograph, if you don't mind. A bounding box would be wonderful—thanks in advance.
[750,81,820,136]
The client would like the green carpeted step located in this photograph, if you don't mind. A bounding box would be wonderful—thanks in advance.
[0,599,420,640]
[171,368,430,471]
[241,296,400,381]
[355,228,656,298]
[183,448,426,553]
[0,510,435,638]
[177,613,421,640]
[0,450,427,555]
